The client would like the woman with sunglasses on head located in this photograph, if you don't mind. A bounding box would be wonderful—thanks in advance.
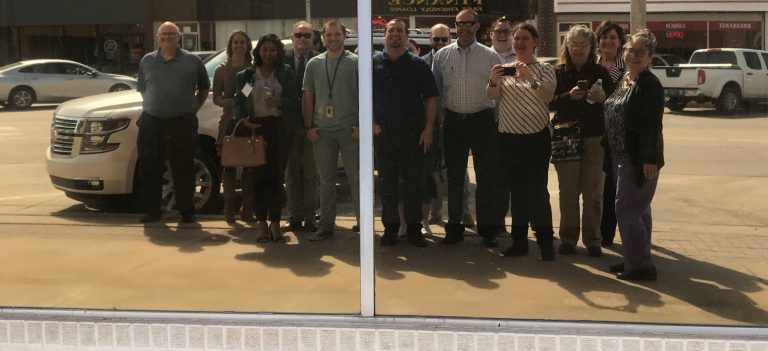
[603,29,664,281]
[213,30,252,225]
[233,34,300,243]
[486,23,556,261]
[595,20,628,248]
[550,25,614,258]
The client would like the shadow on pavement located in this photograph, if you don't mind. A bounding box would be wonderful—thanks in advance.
[0,104,58,113]
[233,228,360,278]
[669,108,768,119]
[142,222,230,253]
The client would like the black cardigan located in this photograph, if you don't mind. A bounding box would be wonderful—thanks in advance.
[624,69,665,172]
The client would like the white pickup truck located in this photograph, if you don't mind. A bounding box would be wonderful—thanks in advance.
[651,48,768,114]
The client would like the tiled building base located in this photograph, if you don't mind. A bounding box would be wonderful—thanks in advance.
[1,309,767,350]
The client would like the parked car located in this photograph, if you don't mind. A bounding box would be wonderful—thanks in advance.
[651,48,768,113]
[0,59,137,109]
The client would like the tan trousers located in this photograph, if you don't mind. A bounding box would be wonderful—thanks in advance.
[554,136,605,248]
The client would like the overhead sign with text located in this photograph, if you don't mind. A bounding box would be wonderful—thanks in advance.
[385,0,484,15]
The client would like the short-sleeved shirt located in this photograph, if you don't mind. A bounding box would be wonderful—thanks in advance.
[138,48,210,118]
[431,41,503,114]
[373,51,438,127]
[302,50,359,131]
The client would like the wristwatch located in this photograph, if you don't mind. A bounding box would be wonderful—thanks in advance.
[530,79,541,90]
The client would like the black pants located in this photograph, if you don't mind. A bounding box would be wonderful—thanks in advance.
[601,152,618,245]
[137,112,198,216]
[444,109,504,234]
[242,116,286,222]
[376,122,424,229]
[500,127,554,237]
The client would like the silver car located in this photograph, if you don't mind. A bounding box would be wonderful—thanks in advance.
[0,59,137,109]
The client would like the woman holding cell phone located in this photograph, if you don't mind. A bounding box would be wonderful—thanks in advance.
[233,34,299,243]
[549,25,615,258]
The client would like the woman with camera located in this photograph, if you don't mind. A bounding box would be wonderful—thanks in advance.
[550,25,614,258]
[603,29,664,281]
[233,34,300,243]
[486,23,556,261]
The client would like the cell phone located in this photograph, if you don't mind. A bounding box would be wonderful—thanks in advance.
[577,80,590,90]
[502,66,517,76]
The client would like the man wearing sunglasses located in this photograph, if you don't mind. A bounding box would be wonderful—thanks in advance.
[422,23,452,67]
[431,9,505,248]
[284,21,320,233]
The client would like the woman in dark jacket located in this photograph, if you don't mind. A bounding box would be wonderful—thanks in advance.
[603,29,664,281]
[232,34,300,243]
[550,25,614,258]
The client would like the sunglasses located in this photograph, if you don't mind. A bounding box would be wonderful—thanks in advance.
[455,21,476,27]
[432,37,450,43]
[293,32,312,39]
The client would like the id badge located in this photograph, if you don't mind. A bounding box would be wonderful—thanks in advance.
[324,104,334,119]
[240,83,253,97]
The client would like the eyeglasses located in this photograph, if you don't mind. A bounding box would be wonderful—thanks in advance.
[432,37,450,43]
[293,32,312,39]
[455,21,476,27]
[492,29,511,35]
[625,47,648,56]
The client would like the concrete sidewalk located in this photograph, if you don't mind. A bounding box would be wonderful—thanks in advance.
[1,206,766,326]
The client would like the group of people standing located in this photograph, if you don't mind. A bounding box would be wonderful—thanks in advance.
[134,10,664,281]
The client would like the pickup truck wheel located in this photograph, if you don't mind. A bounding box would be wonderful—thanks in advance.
[160,150,221,213]
[665,97,687,112]
[716,85,741,114]
[8,86,36,109]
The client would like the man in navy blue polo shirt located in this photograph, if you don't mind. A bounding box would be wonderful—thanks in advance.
[136,21,210,223]
[374,19,439,247]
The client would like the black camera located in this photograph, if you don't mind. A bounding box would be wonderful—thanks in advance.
[502,66,517,76]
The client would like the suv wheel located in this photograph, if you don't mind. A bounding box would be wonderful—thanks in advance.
[160,150,220,213]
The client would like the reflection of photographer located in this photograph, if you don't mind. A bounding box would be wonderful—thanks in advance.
[549,25,615,257]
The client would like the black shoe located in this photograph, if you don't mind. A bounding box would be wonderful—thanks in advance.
[540,246,555,261]
[501,243,528,257]
[558,243,576,255]
[609,262,624,273]
[601,239,614,248]
[309,230,334,241]
[440,234,464,245]
[303,220,318,233]
[407,235,428,248]
[139,213,161,223]
[352,225,360,232]
[380,234,398,246]
[287,221,302,231]
[587,246,604,257]
[180,214,197,223]
[481,234,498,248]
[616,267,657,281]
[224,215,236,225]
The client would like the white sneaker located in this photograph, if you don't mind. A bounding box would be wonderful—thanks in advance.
[398,225,407,237]
[420,221,432,236]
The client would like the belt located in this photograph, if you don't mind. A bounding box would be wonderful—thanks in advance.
[446,108,491,119]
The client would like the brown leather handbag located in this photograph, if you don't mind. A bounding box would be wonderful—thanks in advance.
[220,119,267,167]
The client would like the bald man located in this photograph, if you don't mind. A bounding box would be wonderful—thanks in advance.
[136,21,210,224]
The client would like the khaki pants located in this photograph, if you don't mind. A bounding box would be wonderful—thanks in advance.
[554,136,605,248]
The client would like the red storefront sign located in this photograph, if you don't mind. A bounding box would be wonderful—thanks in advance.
[709,21,761,32]
[647,21,708,31]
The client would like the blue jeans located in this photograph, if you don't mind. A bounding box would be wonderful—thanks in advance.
[312,128,360,232]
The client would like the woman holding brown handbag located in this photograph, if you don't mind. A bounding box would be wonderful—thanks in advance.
[212,30,252,225]
[233,34,300,243]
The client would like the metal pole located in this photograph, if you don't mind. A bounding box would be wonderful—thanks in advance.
[357,0,375,318]
[305,0,312,23]
[630,0,647,33]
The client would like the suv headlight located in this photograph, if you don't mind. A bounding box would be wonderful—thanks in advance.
[80,118,130,154]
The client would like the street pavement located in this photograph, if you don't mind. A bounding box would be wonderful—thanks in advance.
[0,104,766,326]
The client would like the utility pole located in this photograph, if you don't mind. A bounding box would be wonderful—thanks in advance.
[305,0,311,23]
[630,0,647,33]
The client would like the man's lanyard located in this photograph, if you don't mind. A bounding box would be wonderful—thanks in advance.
[325,53,344,100]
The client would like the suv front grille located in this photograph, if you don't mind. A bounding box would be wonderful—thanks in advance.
[51,116,79,155]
